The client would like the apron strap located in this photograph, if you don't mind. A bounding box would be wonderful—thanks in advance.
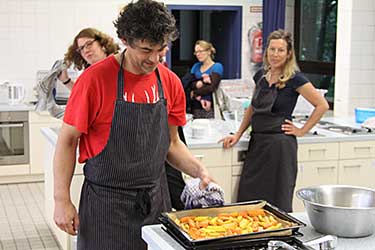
[117,50,126,101]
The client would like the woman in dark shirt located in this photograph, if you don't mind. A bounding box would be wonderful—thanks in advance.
[220,29,329,212]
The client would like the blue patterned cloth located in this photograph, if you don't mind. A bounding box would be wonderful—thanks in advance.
[180,178,225,209]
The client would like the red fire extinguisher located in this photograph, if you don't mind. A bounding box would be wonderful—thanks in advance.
[249,22,263,65]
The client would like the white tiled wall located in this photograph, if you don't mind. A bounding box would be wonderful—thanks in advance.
[335,0,375,116]
[0,0,256,103]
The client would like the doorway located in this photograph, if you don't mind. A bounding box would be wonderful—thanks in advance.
[167,5,242,79]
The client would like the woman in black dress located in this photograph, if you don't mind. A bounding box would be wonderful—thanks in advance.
[220,29,329,212]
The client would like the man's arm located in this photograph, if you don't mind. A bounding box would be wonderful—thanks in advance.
[53,122,81,235]
[166,125,211,186]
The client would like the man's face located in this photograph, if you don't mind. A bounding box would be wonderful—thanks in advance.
[125,39,168,74]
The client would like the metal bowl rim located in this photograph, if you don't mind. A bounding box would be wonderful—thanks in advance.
[296,185,375,210]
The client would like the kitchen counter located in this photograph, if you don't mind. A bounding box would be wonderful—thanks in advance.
[142,212,375,250]
[184,118,375,149]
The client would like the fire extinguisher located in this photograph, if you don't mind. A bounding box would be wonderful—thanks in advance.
[248,22,263,65]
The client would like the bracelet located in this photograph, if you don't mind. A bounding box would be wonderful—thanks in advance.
[62,78,71,85]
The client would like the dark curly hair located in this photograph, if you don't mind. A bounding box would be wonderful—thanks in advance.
[64,27,120,70]
[114,0,179,47]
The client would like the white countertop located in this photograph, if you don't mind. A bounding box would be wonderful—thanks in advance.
[184,117,375,149]
[40,116,375,151]
[142,212,375,250]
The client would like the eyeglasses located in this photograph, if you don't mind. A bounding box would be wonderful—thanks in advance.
[193,49,208,55]
[76,39,97,54]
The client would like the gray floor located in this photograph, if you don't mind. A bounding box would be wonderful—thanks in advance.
[0,182,61,250]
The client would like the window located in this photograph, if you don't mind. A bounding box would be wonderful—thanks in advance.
[294,0,337,108]
[167,5,242,79]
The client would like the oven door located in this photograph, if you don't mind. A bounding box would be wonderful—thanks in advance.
[0,121,29,165]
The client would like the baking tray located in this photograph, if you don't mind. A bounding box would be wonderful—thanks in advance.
[159,200,306,245]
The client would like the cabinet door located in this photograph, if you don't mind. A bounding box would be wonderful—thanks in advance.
[190,148,232,167]
[231,175,240,204]
[207,166,232,204]
[338,159,375,188]
[30,123,57,173]
[294,160,338,212]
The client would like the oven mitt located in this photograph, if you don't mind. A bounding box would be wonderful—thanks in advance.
[180,178,224,209]
[34,60,66,119]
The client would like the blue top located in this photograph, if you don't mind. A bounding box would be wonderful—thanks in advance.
[190,62,224,101]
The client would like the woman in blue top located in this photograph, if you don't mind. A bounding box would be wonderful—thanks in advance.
[189,40,224,118]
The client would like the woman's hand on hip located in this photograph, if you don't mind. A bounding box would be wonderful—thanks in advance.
[54,200,80,235]
[281,119,305,137]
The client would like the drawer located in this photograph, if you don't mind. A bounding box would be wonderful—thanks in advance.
[232,165,243,176]
[190,148,232,167]
[298,142,339,161]
[231,147,248,165]
[339,141,375,159]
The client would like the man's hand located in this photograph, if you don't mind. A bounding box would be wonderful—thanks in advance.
[54,200,80,235]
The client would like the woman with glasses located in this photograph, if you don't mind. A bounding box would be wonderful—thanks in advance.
[58,28,120,90]
[188,40,223,119]
[220,29,329,212]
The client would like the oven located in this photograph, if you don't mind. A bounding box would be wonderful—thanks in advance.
[0,111,29,165]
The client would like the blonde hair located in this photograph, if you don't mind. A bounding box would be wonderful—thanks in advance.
[195,40,216,59]
[262,29,299,89]
[64,27,120,70]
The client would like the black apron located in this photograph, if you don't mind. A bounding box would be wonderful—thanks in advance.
[237,76,297,212]
[77,51,171,250]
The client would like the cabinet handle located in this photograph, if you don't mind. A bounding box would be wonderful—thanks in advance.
[343,165,361,169]
[194,154,204,160]
[317,166,335,171]
[0,123,24,128]
[308,149,327,153]
[354,146,371,151]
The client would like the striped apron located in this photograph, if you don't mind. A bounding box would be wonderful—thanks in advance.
[77,51,171,250]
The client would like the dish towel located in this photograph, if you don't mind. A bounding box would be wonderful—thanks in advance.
[180,178,225,209]
[34,60,66,119]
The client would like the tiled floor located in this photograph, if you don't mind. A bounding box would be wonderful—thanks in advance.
[0,182,61,250]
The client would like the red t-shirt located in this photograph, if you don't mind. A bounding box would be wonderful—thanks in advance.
[63,55,186,163]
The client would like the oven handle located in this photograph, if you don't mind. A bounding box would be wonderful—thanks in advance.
[0,123,24,128]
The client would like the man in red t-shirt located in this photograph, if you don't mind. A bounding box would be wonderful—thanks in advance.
[52,1,213,249]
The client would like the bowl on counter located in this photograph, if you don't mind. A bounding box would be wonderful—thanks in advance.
[297,185,375,238]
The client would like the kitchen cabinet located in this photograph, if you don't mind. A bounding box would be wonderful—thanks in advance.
[42,127,83,250]
[294,160,338,211]
[230,147,247,203]
[338,159,375,188]
[293,142,339,211]
[190,148,232,203]
[338,141,375,188]
[29,111,61,174]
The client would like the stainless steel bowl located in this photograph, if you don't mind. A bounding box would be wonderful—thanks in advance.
[296,185,375,238]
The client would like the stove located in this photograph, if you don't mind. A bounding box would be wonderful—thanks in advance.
[163,227,313,250]
[293,116,335,128]
[325,125,372,135]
